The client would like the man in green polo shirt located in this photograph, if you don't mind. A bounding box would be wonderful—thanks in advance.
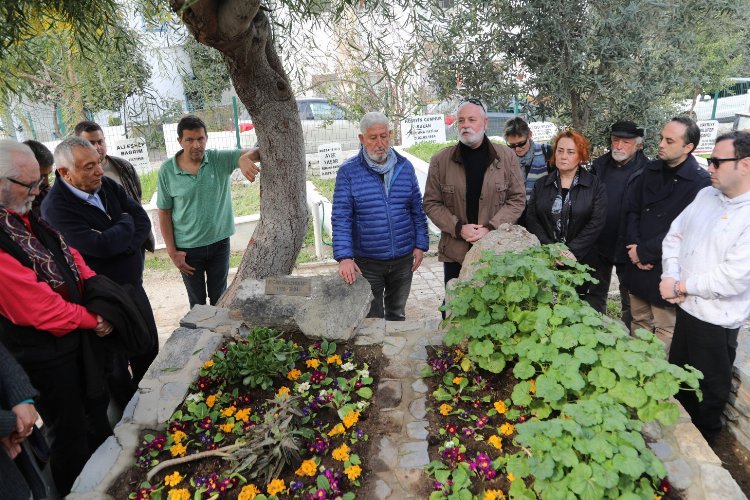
[157,115,260,307]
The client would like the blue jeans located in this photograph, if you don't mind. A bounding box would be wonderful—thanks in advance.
[179,238,230,308]
[355,254,414,321]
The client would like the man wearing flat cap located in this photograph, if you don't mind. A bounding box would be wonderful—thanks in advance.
[587,121,649,327]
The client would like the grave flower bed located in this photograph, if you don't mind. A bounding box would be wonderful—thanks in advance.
[113,327,379,500]
[424,245,700,499]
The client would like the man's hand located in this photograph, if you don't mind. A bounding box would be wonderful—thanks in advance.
[169,250,195,276]
[239,148,260,182]
[0,435,21,459]
[460,224,489,243]
[338,259,361,285]
[626,244,641,265]
[94,315,114,337]
[411,249,424,272]
[12,403,38,439]
[660,277,686,304]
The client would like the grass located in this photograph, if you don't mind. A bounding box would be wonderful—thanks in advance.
[231,182,261,216]
[309,177,336,201]
[140,170,158,204]
[403,141,454,163]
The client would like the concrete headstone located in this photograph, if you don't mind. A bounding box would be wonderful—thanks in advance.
[228,273,372,341]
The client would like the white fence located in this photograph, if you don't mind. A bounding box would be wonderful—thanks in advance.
[687,91,750,122]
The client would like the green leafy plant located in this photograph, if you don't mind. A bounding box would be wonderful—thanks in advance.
[209,327,300,389]
[439,244,702,498]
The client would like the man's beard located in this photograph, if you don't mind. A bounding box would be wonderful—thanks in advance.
[459,128,484,147]
[612,150,632,163]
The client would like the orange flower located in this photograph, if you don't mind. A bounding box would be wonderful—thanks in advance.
[171,430,186,444]
[343,410,360,428]
[483,489,506,500]
[529,379,536,394]
[344,464,362,481]
[328,423,345,436]
[235,408,251,423]
[500,422,515,436]
[494,401,507,414]
[267,479,286,496]
[277,386,290,398]
[453,376,463,385]
[327,354,342,365]
[332,443,350,461]
[439,404,453,416]
[306,359,320,369]
[221,406,236,417]
[167,489,190,500]
[295,458,317,476]
[164,471,183,487]
[507,472,515,482]
[169,443,187,457]
[488,435,502,450]
[238,484,260,500]
[287,369,302,381]
[202,359,214,369]
[206,394,217,408]
[220,423,234,433]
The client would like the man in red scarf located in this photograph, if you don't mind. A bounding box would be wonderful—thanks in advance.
[0,139,113,496]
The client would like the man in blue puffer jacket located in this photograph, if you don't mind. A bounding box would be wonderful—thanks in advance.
[333,112,429,320]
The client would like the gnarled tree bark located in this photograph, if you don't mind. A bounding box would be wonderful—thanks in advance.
[171,0,309,304]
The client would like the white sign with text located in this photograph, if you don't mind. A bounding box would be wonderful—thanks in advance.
[318,143,342,179]
[112,138,151,173]
[401,114,446,147]
[528,122,558,143]
[695,120,720,154]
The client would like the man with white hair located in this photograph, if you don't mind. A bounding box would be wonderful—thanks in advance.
[42,137,158,417]
[0,139,113,495]
[423,99,525,308]
[587,121,649,326]
[332,112,429,320]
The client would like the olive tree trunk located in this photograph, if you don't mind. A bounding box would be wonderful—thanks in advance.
[171,0,309,304]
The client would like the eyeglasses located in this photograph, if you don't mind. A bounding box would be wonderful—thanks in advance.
[4,177,43,194]
[706,157,747,169]
[506,138,529,150]
[460,98,485,111]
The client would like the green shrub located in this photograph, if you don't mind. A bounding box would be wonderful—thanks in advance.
[209,327,300,389]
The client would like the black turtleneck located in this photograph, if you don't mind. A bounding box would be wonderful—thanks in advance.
[459,138,490,225]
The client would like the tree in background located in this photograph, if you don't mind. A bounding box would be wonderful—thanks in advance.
[181,37,231,110]
[0,9,150,137]
[428,0,750,150]
[297,9,434,145]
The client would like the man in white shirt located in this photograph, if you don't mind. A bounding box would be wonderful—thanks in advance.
[660,130,750,442]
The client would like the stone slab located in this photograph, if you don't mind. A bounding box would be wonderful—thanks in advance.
[411,379,428,393]
[179,304,238,331]
[674,423,722,465]
[407,421,429,440]
[409,397,427,420]
[382,337,407,357]
[699,463,747,499]
[373,437,398,472]
[378,380,403,409]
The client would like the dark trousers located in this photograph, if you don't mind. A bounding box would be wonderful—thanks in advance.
[441,262,463,319]
[179,238,230,308]
[586,252,632,328]
[669,307,739,438]
[355,254,414,321]
[106,284,159,414]
[24,353,111,496]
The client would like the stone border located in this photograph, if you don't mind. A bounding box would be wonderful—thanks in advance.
[69,307,746,499]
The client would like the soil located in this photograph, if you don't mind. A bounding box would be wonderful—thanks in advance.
[108,329,383,499]
[710,429,750,495]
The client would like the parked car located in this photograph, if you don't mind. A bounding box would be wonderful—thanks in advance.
[241,99,360,154]
[297,98,360,154]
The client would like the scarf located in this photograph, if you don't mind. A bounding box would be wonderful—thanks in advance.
[0,208,80,290]
[362,146,398,195]
[550,169,580,243]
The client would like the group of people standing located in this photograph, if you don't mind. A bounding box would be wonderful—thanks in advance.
[333,100,750,444]
[0,116,259,498]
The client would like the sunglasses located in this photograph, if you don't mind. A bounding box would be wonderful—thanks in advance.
[506,138,529,150]
[706,157,747,169]
[460,98,485,111]
[4,177,43,195]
